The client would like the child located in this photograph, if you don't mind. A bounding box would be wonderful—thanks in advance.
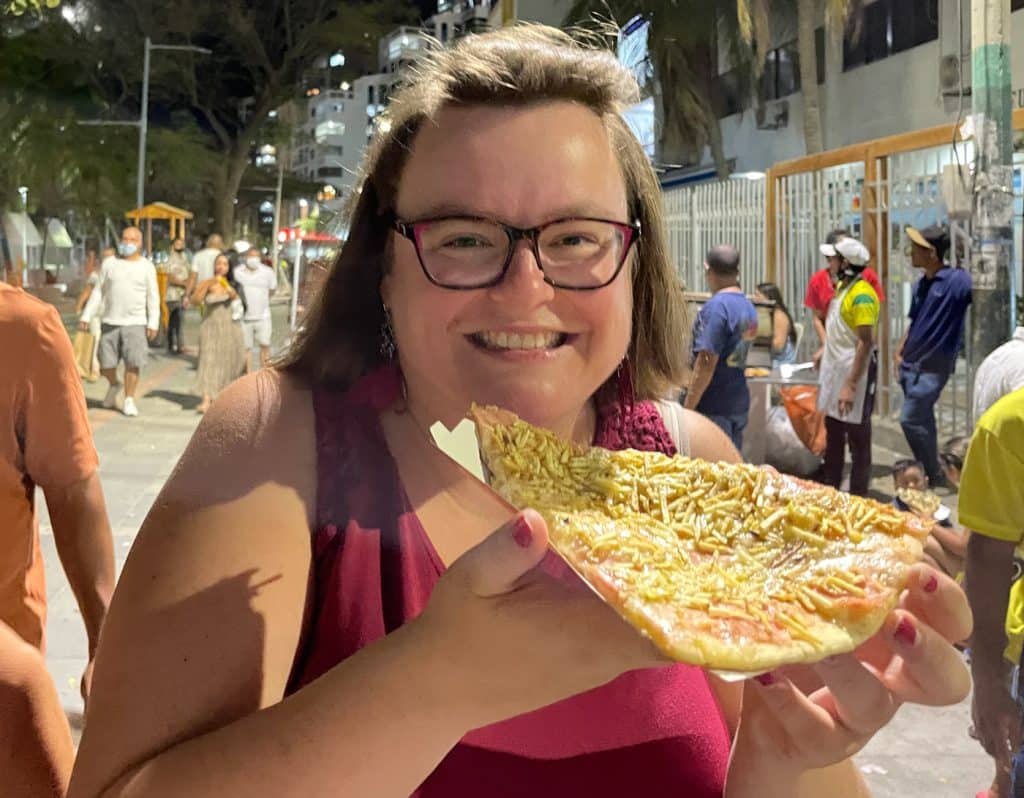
[891,458,963,577]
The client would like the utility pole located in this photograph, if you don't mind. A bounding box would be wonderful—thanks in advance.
[969,0,1014,373]
[137,37,151,211]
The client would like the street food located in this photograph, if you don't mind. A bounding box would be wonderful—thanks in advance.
[471,405,929,671]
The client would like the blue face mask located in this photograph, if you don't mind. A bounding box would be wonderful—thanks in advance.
[118,242,138,257]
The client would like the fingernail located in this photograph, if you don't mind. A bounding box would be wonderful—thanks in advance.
[755,672,775,686]
[894,617,918,648]
[923,574,939,593]
[512,516,532,549]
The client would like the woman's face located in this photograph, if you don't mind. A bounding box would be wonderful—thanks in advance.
[214,256,230,277]
[383,101,634,433]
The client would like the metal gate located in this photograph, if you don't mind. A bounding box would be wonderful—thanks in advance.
[662,177,765,294]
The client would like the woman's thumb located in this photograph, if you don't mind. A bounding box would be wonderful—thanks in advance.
[454,510,549,598]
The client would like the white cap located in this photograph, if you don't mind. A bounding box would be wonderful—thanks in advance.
[834,237,870,266]
[819,243,837,257]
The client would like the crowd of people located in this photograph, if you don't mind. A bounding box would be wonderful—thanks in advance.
[0,22,1019,798]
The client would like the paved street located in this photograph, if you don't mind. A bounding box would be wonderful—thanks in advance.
[38,303,990,795]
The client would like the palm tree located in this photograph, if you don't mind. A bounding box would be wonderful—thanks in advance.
[566,1,770,175]
[794,0,856,154]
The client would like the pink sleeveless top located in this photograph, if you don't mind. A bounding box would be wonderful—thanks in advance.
[288,366,731,797]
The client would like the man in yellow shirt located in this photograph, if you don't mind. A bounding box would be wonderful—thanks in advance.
[817,236,880,496]
[963,387,1024,798]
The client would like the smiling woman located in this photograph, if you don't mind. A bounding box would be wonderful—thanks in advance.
[70,24,972,798]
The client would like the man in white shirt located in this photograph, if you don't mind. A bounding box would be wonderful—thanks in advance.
[185,233,224,300]
[233,247,278,372]
[79,227,160,417]
[974,326,1024,421]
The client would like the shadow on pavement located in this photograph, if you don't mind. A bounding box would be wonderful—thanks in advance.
[145,390,201,410]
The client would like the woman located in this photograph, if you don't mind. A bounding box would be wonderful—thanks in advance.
[755,281,798,368]
[74,248,113,380]
[190,253,245,414]
[71,27,971,798]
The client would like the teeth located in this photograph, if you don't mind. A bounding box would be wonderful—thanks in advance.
[474,331,564,350]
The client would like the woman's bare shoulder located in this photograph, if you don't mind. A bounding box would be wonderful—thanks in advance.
[679,407,742,464]
[163,368,317,525]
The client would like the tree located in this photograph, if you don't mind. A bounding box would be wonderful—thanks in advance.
[793,0,855,154]
[565,2,768,175]
[11,0,417,237]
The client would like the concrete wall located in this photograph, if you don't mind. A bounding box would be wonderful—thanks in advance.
[709,9,1024,172]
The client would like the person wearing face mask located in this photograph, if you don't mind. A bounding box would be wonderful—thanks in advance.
[232,247,278,372]
[816,236,880,497]
[165,238,191,356]
[79,226,160,417]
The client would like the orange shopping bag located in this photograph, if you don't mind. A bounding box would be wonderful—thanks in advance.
[779,384,826,457]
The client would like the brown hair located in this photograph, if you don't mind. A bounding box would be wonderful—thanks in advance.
[281,24,690,400]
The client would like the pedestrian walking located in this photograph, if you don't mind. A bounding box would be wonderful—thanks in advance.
[974,325,1024,422]
[683,245,759,451]
[0,280,115,702]
[233,246,277,372]
[191,252,246,414]
[79,226,161,417]
[73,247,108,380]
[817,236,880,497]
[186,233,224,297]
[805,228,885,364]
[72,26,971,798]
[963,387,1024,798]
[754,281,798,368]
[165,237,191,355]
[895,225,972,488]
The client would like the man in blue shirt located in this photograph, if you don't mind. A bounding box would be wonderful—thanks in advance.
[895,225,972,488]
[683,245,759,451]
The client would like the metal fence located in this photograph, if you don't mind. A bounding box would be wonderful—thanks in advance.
[662,177,766,294]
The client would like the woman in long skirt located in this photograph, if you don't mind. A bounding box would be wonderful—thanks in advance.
[190,253,245,413]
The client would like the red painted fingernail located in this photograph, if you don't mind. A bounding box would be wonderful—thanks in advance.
[512,516,532,549]
[924,574,939,593]
[894,618,918,648]
[755,672,775,686]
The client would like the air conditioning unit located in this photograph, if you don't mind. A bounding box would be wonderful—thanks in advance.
[756,99,789,131]
[939,54,968,97]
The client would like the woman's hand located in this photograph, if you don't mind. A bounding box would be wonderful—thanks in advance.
[409,510,667,731]
[728,565,972,792]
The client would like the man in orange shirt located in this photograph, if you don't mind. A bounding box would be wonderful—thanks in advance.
[0,281,115,702]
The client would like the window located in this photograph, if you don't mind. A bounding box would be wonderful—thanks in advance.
[1014,0,1024,11]
[844,0,938,71]
[441,22,448,42]
[317,166,344,178]
[368,85,375,104]
[761,40,801,101]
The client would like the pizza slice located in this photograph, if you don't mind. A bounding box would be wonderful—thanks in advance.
[897,487,943,518]
[470,405,929,672]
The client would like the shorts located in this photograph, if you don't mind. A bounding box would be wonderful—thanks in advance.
[242,317,272,349]
[98,324,149,370]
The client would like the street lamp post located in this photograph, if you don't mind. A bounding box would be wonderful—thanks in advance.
[17,186,28,286]
[79,37,210,211]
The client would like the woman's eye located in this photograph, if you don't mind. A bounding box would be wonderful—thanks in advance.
[442,236,490,249]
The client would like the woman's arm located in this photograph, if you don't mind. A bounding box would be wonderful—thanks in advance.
[771,309,790,353]
[190,278,212,304]
[76,284,93,314]
[69,373,468,798]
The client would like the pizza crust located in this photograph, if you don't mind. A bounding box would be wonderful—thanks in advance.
[471,405,928,672]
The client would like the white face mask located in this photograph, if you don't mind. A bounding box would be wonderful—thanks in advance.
[245,257,261,269]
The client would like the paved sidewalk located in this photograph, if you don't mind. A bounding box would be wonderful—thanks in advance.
[37,311,992,793]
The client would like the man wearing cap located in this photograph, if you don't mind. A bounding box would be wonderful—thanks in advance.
[896,225,972,488]
[806,228,885,363]
[817,236,880,496]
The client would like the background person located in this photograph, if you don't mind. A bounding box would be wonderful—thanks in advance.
[79,226,160,417]
[974,325,1024,422]
[0,280,115,704]
[962,388,1024,798]
[754,281,797,368]
[185,233,224,300]
[190,253,246,414]
[683,245,759,451]
[895,224,972,489]
[805,228,885,364]
[816,237,879,497]
[165,238,191,356]
[71,26,971,798]
[233,246,277,372]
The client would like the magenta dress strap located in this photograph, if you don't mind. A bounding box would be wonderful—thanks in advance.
[288,366,730,797]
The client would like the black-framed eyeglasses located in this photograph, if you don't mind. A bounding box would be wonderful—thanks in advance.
[392,215,642,290]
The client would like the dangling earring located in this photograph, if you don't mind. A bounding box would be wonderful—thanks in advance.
[380,304,397,360]
[616,358,635,409]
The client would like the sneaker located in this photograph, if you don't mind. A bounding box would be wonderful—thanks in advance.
[122,397,139,417]
[102,383,122,409]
